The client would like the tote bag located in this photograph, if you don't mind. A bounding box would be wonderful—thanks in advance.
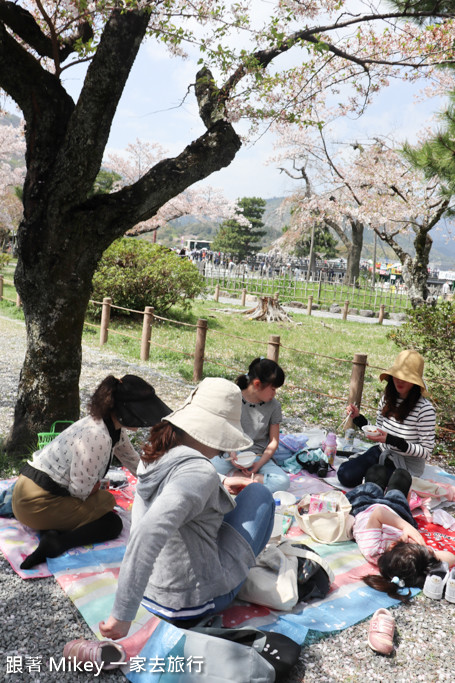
[294,491,353,543]
[238,543,299,610]
[238,540,335,610]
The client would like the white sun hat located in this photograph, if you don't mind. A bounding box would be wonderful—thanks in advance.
[164,377,253,452]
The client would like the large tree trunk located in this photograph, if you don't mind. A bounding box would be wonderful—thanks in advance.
[344,220,363,285]
[9,238,95,451]
[401,232,433,308]
[376,228,433,308]
[2,7,241,453]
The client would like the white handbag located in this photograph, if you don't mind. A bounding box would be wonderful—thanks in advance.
[238,540,335,611]
[294,491,353,544]
[238,543,299,610]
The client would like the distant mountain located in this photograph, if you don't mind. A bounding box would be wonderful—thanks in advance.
[2,112,21,128]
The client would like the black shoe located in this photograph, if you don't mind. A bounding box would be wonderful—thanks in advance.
[386,468,412,497]
[364,464,389,491]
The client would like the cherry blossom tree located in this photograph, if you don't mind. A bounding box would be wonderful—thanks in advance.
[0,120,25,193]
[352,140,453,306]
[3,0,455,451]
[271,122,367,284]
[275,132,454,304]
[0,121,25,250]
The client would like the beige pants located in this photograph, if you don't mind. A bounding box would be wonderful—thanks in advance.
[12,474,116,531]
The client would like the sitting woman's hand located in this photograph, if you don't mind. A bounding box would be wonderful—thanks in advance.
[347,403,359,419]
[365,428,387,443]
[99,616,132,640]
[229,452,242,469]
[223,476,254,495]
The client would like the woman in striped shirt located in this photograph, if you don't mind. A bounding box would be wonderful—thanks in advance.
[338,350,436,489]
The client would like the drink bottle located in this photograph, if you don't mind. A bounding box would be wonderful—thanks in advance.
[324,432,337,466]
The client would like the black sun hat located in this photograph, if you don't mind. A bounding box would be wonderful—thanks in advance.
[113,375,171,428]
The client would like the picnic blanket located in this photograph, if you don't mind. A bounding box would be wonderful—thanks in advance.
[1,460,455,681]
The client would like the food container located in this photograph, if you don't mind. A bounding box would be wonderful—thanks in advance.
[235,451,257,468]
[362,425,380,436]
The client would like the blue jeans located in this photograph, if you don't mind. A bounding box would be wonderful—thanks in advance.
[212,454,290,493]
[337,445,395,488]
[211,483,275,613]
[345,481,417,528]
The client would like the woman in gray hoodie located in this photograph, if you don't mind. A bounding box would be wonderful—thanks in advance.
[99,377,275,639]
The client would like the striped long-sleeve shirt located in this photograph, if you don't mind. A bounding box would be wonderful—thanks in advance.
[352,504,403,564]
[374,394,436,477]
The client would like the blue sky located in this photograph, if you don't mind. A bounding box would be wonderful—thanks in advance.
[9,36,447,202]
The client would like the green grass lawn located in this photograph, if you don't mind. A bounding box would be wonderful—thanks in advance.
[2,267,453,466]
[82,297,399,432]
[0,262,405,431]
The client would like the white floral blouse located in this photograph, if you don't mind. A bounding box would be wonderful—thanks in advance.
[27,415,139,500]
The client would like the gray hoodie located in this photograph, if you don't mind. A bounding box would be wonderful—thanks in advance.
[112,445,256,621]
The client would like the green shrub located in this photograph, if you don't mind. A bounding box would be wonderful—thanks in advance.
[387,301,455,429]
[91,239,206,315]
[0,253,10,269]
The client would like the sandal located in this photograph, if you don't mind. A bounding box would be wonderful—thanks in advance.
[368,608,395,655]
[63,638,126,670]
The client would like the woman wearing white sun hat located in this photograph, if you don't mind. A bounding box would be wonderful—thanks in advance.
[338,350,436,489]
[99,377,275,639]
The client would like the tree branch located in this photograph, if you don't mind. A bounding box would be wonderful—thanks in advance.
[0,1,92,63]
[80,118,241,243]
[50,8,151,207]
[219,9,455,103]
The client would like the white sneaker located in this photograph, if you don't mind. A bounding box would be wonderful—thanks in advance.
[423,562,449,600]
[445,567,455,604]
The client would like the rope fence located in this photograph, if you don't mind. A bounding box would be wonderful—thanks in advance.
[1,278,453,436]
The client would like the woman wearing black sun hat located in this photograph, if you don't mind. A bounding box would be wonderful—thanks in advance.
[12,374,170,569]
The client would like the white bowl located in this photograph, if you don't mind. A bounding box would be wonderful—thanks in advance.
[362,425,380,436]
[273,491,297,507]
[235,451,256,467]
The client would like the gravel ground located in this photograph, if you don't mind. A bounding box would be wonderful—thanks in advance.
[1,315,454,682]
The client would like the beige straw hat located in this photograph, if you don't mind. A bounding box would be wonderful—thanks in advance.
[164,377,253,451]
[379,350,428,396]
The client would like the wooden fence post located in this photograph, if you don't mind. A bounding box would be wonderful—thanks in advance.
[241,288,246,306]
[193,318,208,382]
[267,334,280,363]
[214,284,220,302]
[307,295,313,316]
[317,278,322,304]
[100,297,112,346]
[378,304,385,325]
[140,306,154,361]
[347,353,368,426]
[16,292,21,307]
[0,274,3,301]
[342,300,349,321]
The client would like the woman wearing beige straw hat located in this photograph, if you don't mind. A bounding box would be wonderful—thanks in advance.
[99,377,275,639]
[337,350,436,489]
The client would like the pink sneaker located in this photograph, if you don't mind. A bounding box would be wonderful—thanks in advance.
[63,638,126,670]
[368,608,395,655]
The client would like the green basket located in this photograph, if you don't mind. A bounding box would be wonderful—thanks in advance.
[37,420,74,449]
